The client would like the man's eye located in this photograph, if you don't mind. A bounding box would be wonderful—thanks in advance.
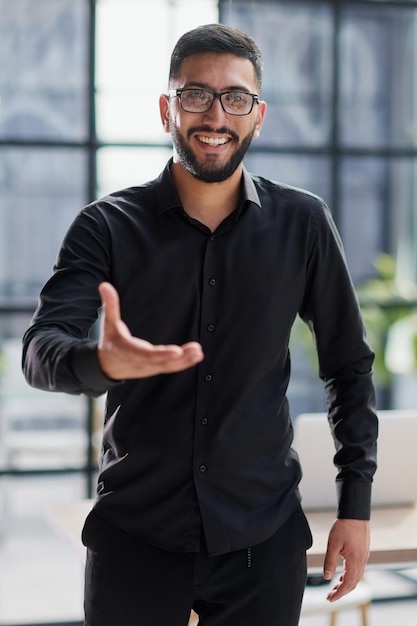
[187,90,207,100]
[226,92,247,103]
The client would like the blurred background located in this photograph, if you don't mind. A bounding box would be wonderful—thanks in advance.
[0,1,416,624]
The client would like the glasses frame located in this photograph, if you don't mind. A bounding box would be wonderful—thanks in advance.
[169,88,260,116]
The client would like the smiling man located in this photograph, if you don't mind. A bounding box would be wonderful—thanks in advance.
[161,48,266,231]
[165,53,264,185]
[22,23,377,626]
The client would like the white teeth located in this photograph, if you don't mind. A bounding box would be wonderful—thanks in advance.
[197,135,228,146]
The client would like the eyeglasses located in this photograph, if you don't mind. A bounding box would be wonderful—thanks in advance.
[169,88,259,116]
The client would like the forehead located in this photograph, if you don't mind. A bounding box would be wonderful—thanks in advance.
[172,52,259,92]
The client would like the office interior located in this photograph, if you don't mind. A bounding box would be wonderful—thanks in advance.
[0,1,416,624]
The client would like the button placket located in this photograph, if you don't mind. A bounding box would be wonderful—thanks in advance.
[193,234,219,479]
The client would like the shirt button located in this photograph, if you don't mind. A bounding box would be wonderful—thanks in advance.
[199,464,207,473]
[205,374,212,382]
[210,235,216,241]
[209,278,216,286]
[207,324,215,332]
[201,417,208,425]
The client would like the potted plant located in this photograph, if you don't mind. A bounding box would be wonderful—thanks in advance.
[356,253,417,408]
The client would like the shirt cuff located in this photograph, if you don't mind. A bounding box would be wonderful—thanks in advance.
[336,480,372,520]
[69,340,122,397]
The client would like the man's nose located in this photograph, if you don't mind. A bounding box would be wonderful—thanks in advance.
[202,95,227,120]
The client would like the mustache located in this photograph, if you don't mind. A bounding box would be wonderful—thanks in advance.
[188,125,239,142]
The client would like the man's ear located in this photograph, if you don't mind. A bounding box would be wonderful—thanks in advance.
[159,94,170,133]
[253,100,267,139]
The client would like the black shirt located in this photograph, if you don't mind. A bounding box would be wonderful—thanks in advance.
[22,159,377,555]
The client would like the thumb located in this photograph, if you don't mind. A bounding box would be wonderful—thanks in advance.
[98,281,132,351]
[323,544,339,581]
[98,281,122,328]
[98,282,132,344]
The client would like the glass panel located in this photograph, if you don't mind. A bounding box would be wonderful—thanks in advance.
[0,147,88,300]
[97,146,172,197]
[244,152,332,204]
[0,474,85,625]
[341,156,417,286]
[95,0,218,143]
[385,158,417,284]
[221,1,333,147]
[340,5,417,148]
[0,0,89,141]
[288,314,325,420]
[340,157,388,285]
[0,313,89,472]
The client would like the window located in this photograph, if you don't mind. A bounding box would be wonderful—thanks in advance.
[221,0,417,285]
[95,0,218,195]
[0,2,218,625]
[221,0,417,411]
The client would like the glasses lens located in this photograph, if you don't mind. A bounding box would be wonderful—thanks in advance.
[221,92,253,115]
[180,89,213,112]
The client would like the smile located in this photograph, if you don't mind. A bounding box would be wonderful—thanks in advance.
[196,135,230,146]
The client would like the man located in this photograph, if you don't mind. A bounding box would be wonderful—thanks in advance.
[22,23,377,626]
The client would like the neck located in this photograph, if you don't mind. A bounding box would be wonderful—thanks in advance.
[171,161,243,232]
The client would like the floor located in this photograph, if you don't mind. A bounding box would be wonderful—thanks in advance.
[0,476,416,625]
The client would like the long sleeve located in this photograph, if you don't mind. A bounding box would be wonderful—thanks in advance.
[22,206,118,397]
[300,201,377,519]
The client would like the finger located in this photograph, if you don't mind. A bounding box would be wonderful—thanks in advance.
[327,575,356,602]
[131,337,204,371]
[327,577,346,602]
[137,340,204,370]
[130,339,202,358]
[181,341,205,360]
[170,342,204,368]
[326,563,363,602]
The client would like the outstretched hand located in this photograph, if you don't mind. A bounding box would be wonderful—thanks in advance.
[323,518,370,602]
[97,281,204,380]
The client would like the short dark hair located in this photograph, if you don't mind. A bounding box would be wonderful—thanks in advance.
[169,23,264,91]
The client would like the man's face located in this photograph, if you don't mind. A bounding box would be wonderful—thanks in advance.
[160,52,266,183]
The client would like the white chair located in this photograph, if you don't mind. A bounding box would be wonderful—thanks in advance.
[301,578,372,626]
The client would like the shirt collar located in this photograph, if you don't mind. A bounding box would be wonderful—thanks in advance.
[156,158,262,216]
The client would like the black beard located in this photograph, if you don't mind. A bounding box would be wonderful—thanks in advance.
[170,124,255,183]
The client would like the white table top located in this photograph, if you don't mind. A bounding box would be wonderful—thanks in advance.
[45,500,417,569]
[305,504,417,568]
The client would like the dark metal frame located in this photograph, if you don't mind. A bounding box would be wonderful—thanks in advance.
[0,1,97,502]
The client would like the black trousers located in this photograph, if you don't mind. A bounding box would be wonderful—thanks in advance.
[82,506,312,626]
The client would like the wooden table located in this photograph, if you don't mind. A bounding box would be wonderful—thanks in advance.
[46,500,417,570]
[306,505,417,569]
